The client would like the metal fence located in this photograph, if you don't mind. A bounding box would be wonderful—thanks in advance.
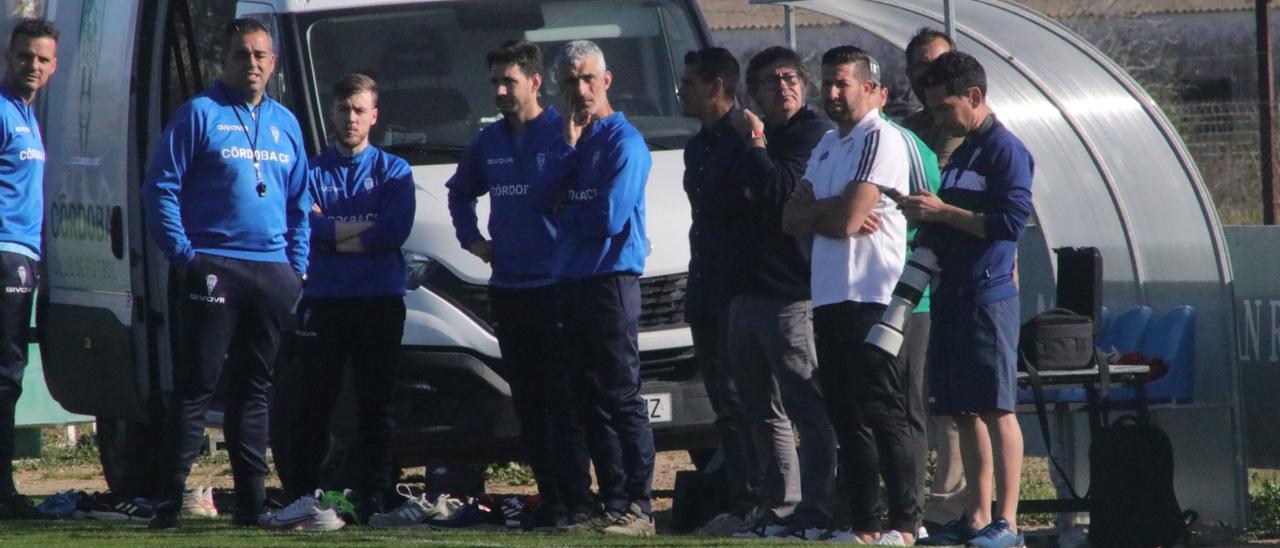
[1163,101,1266,224]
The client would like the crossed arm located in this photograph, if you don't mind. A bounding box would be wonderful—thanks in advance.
[781,178,883,239]
[313,203,373,252]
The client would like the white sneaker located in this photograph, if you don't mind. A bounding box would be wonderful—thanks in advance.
[367,485,462,528]
[918,525,929,540]
[873,530,908,545]
[181,486,217,518]
[259,490,345,531]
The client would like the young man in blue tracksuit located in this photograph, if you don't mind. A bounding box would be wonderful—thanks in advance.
[269,73,415,527]
[0,19,56,519]
[547,40,655,536]
[446,40,589,527]
[144,19,310,529]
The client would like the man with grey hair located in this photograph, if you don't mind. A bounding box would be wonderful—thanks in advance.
[543,39,656,536]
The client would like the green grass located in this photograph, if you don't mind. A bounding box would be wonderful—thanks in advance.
[483,462,535,487]
[0,519,745,547]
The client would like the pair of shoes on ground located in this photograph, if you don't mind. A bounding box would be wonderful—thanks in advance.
[367,483,465,529]
[917,517,1024,548]
[258,489,358,531]
[76,491,157,521]
[559,502,655,536]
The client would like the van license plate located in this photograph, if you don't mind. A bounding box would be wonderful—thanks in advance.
[642,393,672,423]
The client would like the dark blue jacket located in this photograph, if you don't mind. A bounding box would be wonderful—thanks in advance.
[142,80,311,274]
[928,115,1034,307]
[551,112,650,280]
[0,85,46,260]
[306,145,415,297]
[446,107,563,287]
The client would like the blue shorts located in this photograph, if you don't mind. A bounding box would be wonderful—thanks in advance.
[927,295,1020,415]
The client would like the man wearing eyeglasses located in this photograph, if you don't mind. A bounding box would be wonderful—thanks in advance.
[725,46,838,540]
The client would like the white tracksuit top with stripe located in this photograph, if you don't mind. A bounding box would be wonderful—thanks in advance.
[804,108,910,308]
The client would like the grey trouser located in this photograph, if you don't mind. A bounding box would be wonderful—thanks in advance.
[728,294,837,529]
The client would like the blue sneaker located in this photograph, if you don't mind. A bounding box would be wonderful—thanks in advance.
[966,518,1024,548]
[917,517,981,545]
[35,490,83,518]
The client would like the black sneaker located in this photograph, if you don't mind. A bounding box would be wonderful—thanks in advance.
[85,494,157,521]
[148,501,181,530]
[0,493,51,520]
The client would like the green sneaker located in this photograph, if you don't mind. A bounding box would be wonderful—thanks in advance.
[320,490,359,525]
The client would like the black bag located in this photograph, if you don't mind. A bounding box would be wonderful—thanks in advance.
[1087,416,1196,547]
[1055,246,1104,336]
[1019,308,1095,371]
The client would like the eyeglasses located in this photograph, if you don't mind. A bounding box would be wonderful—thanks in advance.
[754,73,801,88]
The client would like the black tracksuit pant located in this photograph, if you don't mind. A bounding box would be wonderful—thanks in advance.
[814,301,925,533]
[0,251,36,497]
[160,254,300,517]
[276,296,404,503]
[559,273,656,515]
[490,285,592,515]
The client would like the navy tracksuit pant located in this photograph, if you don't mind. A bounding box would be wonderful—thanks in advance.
[558,273,655,515]
[276,296,404,503]
[490,285,592,515]
[0,251,36,497]
[160,254,301,517]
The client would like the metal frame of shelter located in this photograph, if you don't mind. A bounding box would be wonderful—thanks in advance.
[753,0,1248,526]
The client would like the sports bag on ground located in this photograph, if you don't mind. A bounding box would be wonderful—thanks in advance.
[1087,415,1196,547]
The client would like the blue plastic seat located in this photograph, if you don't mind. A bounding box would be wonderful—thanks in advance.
[1109,305,1196,402]
[1097,305,1153,355]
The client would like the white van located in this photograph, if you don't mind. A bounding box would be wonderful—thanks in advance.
[29,0,714,492]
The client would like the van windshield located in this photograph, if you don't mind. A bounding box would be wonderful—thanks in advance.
[301,0,704,164]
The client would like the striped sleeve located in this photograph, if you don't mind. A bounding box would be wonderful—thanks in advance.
[902,130,928,194]
[851,130,879,183]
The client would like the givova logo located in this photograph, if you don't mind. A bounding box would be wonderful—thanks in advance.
[188,273,226,304]
[4,265,32,294]
[295,308,318,338]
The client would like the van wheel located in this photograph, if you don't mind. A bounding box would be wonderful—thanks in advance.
[96,417,163,499]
